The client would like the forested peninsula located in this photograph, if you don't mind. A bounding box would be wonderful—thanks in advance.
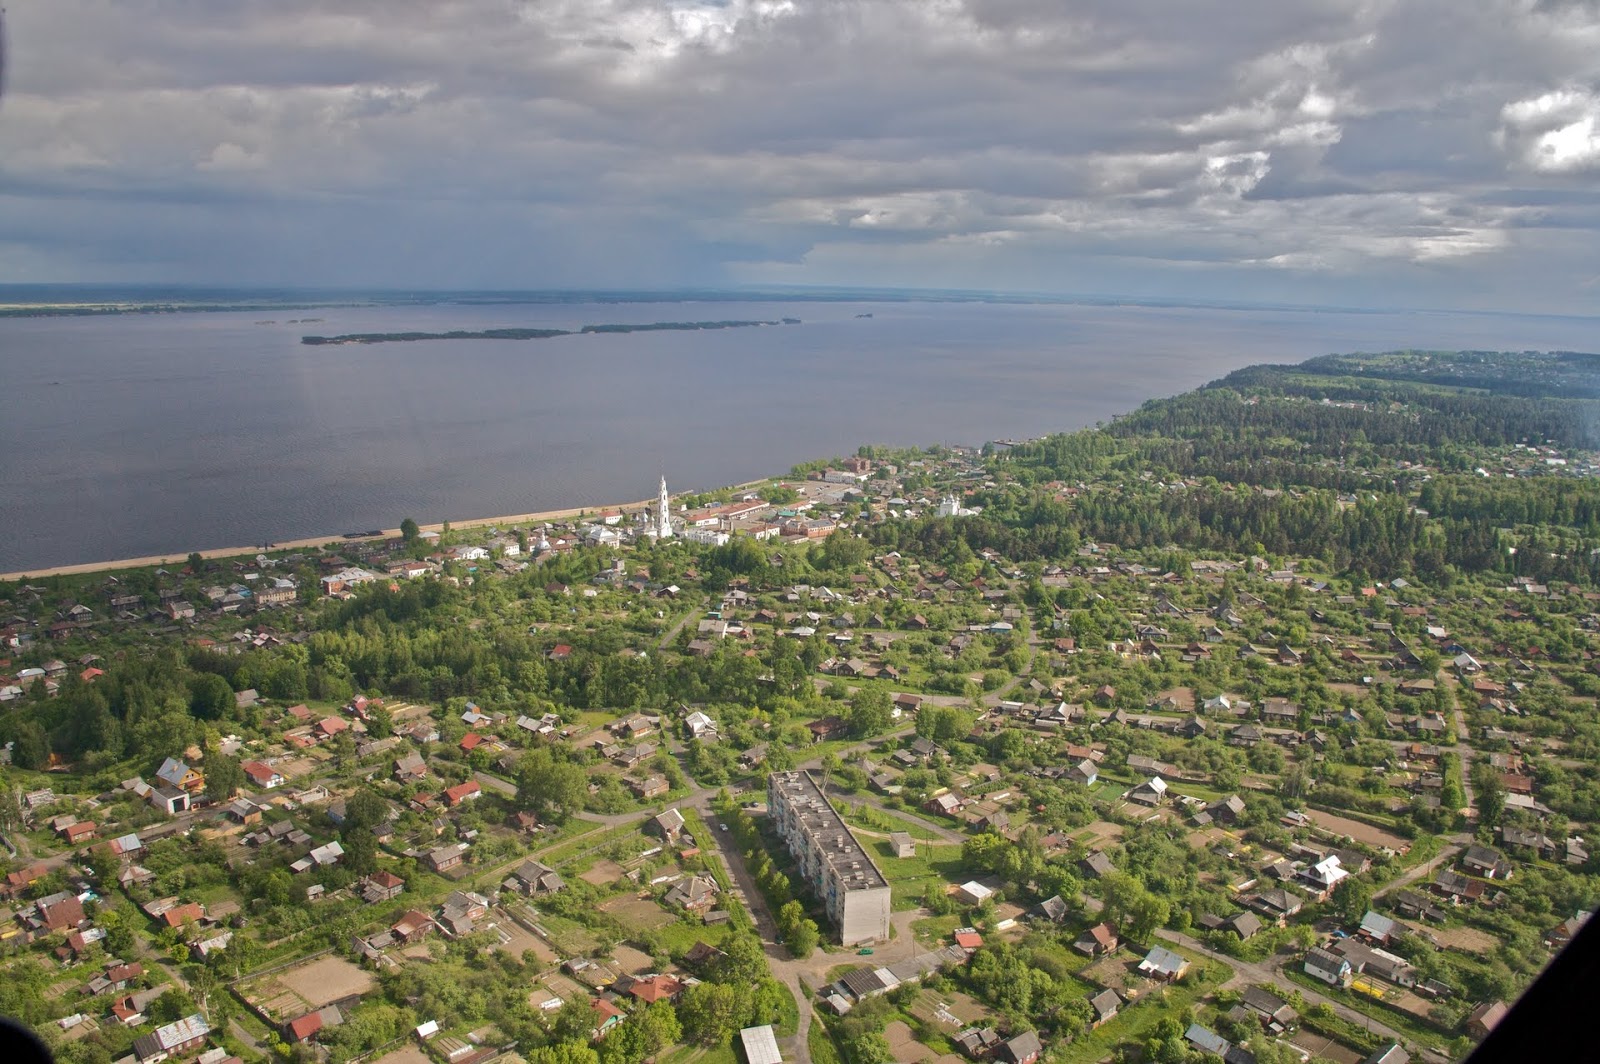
[300,318,801,345]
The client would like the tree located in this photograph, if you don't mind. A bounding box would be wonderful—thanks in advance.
[848,687,893,738]
[631,1001,681,1057]
[187,552,205,573]
[1475,765,1507,826]
[678,982,741,1045]
[11,722,51,770]
[401,517,421,543]
[344,788,389,832]
[516,747,588,822]
[715,932,770,984]
[1329,876,1374,925]
[527,1045,599,1064]
[188,673,234,721]
[204,755,244,801]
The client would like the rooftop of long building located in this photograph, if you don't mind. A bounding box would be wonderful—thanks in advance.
[769,771,889,893]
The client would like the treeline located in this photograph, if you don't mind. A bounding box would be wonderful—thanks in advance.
[1420,475,1600,532]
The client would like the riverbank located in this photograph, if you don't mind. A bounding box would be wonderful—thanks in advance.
[0,500,651,582]
[0,473,781,582]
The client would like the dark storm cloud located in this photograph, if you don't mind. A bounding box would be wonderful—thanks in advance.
[0,0,1598,310]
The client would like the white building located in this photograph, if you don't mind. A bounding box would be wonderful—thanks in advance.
[767,771,891,945]
[649,476,674,539]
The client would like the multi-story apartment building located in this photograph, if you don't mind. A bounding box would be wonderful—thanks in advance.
[767,771,892,945]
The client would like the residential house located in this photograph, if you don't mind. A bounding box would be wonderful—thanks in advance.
[629,775,670,800]
[395,753,428,782]
[360,871,405,904]
[1303,947,1353,988]
[424,843,469,873]
[1238,986,1298,1028]
[1462,844,1513,880]
[132,1014,210,1063]
[1088,989,1122,1028]
[1137,946,1190,982]
[1080,851,1116,879]
[240,761,284,789]
[1465,1001,1508,1040]
[650,808,687,841]
[1074,922,1119,957]
[506,860,565,896]
[664,875,720,915]
[155,757,204,793]
[442,781,481,806]
[1248,888,1303,923]
[1434,870,1486,904]
[1128,776,1168,806]
[997,1031,1042,1064]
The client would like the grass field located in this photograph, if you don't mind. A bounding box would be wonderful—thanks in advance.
[870,842,967,908]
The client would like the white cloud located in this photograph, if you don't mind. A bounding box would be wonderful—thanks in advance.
[0,0,1596,309]
[1499,89,1600,173]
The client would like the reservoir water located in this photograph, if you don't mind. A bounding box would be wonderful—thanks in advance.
[1,297,1596,572]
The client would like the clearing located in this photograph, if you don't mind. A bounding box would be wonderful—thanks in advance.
[1431,924,1498,954]
[599,893,677,930]
[580,859,627,886]
[277,955,376,1009]
[1306,809,1409,851]
[884,1019,962,1064]
[371,1047,433,1064]
[1287,1031,1363,1064]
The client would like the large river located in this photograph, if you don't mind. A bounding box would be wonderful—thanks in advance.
[1,297,1596,572]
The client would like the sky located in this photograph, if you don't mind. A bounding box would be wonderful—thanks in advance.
[2,0,1599,312]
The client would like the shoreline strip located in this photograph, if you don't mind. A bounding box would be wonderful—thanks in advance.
[0,473,779,582]
[0,500,650,582]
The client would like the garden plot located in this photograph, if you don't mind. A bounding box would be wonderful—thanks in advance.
[242,955,376,1020]
[599,893,677,930]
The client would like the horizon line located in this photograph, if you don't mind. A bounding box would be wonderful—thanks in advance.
[2,280,1599,323]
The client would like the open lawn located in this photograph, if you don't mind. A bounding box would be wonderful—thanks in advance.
[870,843,967,909]
[610,944,656,975]
[537,913,600,956]
[370,1046,433,1064]
[907,989,994,1029]
[240,954,378,1020]
[1080,952,1139,992]
[1075,820,1125,847]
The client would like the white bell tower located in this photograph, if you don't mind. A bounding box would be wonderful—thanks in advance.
[656,476,674,539]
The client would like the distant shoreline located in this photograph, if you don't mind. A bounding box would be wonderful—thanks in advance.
[301,318,801,345]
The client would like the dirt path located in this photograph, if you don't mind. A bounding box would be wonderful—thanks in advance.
[656,595,708,651]
[1373,845,1462,900]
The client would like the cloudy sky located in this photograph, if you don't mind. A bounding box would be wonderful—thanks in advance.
[2,0,1599,311]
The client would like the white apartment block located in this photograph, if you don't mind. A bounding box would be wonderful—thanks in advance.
[766,771,892,945]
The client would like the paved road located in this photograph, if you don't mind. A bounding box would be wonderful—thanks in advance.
[1154,929,1411,1047]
